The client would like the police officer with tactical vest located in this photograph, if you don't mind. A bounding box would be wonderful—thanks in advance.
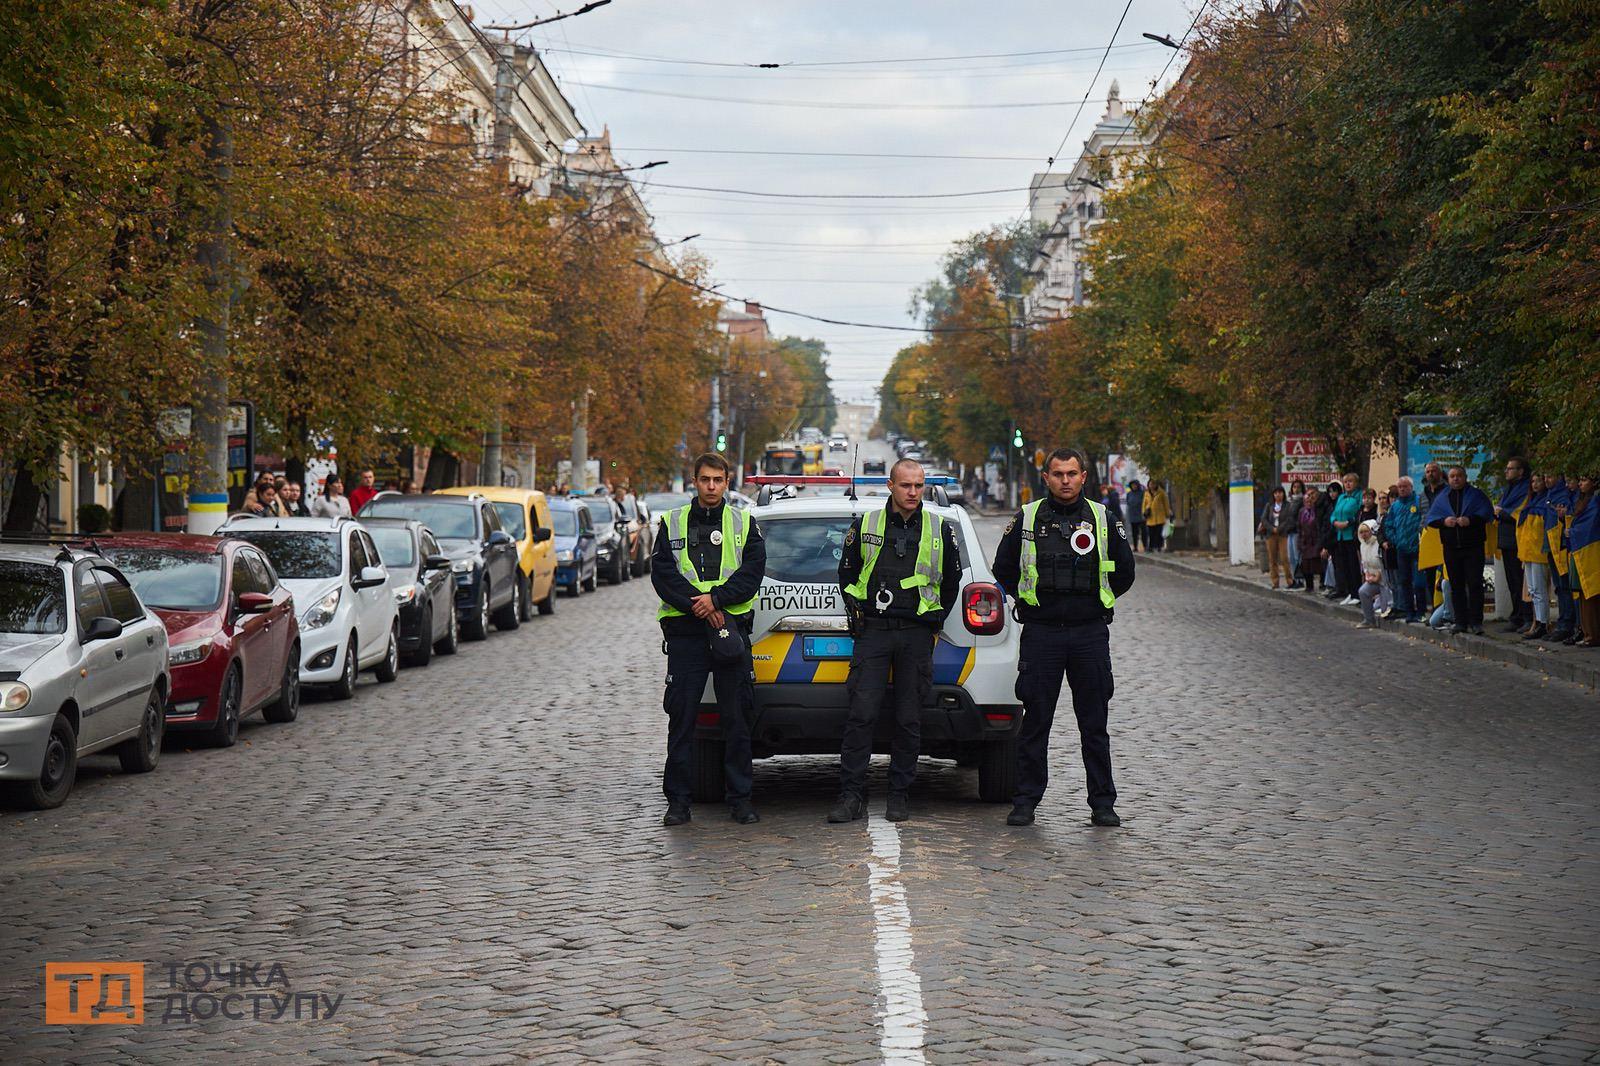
[651,452,766,827]
[992,447,1136,827]
[828,458,962,824]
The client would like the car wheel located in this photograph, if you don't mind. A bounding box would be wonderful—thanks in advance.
[492,576,521,631]
[5,713,78,810]
[205,666,243,748]
[691,736,726,804]
[434,602,460,656]
[375,625,400,682]
[517,574,533,621]
[630,546,644,578]
[537,578,557,616]
[328,634,358,700]
[263,647,301,723]
[566,570,582,598]
[117,687,164,773]
[582,562,598,593]
[407,607,434,668]
[608,550,626,585]
[463,584,490,641]
[977,734,1019,803]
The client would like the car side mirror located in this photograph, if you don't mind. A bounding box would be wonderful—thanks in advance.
[533,527,552,543]
[487,530,512,547]
[237,592,273,614]
[424,553,451,570]
[82,616,123,643]
[616,520,630,533]
[354,565,387,589]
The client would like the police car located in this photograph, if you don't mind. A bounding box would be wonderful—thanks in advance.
[689,476,1022,803]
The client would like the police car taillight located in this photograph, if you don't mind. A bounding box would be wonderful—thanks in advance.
[963,582,1004,635]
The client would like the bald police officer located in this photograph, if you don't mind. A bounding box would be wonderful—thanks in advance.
[828,458,961,823]
[992,447,1136,827]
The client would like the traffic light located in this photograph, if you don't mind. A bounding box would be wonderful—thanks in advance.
[715,432,728,452]
[1012,427,1024,448]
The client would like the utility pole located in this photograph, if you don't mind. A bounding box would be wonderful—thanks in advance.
[570,390,590,491]
[187,112,234,535]
[482,416,503,487]
[710,372,721,450]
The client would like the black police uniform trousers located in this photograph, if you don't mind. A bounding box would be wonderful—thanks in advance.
[839,618,934,801]
[662,615,755,804]
[1014,619,1116,811]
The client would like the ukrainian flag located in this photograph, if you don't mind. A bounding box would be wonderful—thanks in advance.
[1571,498,1600,597]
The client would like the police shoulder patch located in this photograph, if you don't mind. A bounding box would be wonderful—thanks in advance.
[1117,521,1128,540]
[844,525,856,546]
[1003,516,1016,535]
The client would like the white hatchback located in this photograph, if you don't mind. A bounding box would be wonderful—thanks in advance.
[690,490,1022,803]
[219,517,400,698]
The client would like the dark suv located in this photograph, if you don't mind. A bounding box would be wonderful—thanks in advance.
[358,494,519,640]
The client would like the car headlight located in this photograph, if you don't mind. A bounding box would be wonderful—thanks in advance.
[556,550,573,562]
[451,559,474,574]
[393,584,417,605]
[302,588,341,630]
[169,639,213,666]
[0,681,31,712]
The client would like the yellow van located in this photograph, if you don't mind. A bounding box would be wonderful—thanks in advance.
[435,487,557,618]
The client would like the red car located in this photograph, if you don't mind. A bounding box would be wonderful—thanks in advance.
[98,534,300,747]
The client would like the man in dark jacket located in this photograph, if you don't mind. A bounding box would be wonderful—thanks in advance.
[992,448,1136,827]
[1427,465,1494,635]
[1494,456,1531,632]
[827,460,962,824]
[1124,481,1147,552]
[651,453,767,826]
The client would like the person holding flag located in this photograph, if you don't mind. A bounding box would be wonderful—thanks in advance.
[1544,476,1577,643]
[1425,466,1496,635]
[1493,457,1533,633]
[1515,472,1551,641]
[1566,474,1599,647]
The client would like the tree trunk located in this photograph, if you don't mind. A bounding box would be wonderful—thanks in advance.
[3,456,48,533]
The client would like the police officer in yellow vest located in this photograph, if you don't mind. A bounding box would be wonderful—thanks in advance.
[828,459,961,824]
[650,453,766,827]
[991,447,1136,827]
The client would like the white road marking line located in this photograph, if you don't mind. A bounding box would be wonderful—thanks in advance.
[865,815,928,1065]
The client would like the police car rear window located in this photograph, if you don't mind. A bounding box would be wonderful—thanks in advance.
[762,514,970,586]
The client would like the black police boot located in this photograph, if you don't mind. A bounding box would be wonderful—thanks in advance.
[827,795,865,823]
[729,799,760,825]
[662,802,691,827]
[1090,808,1122,827]
[885,793,910,822]
[1005,804,1035,826]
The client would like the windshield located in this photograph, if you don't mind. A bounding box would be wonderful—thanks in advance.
[582,499,615,527]
[366,527,416,569]
[644,493,689,513]
[491,502,526,540]
[762,512,969,585]
[0,561,67,634]
[227,531,340,579]
[763,451,805,476]
[550,508,579,536]
[361,498,478,540]
[102,550,223,610]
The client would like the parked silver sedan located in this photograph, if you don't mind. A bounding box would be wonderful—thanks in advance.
[0,542,170,809]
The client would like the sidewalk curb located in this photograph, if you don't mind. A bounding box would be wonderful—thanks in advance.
[1138,551,1599,692]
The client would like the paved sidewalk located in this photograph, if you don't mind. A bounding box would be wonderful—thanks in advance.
[1139,550,1600,691]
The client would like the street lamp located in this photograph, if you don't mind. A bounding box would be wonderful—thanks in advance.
[486,1,613,32]
[1142,31,1181,49]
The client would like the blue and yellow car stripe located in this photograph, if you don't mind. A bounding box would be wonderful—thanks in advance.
[751,632,975,686]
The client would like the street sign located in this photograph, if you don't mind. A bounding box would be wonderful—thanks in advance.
[1277,431,1338,491]
[988,444,1005,463]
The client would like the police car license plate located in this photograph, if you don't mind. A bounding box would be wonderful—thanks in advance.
[801,635,854,660]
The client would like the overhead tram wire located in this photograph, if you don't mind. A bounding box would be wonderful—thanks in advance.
[558,82,1130,110]
[1039,0,1137,173]
[612,148,1043,162]
[530,40,1161,70]
[630,260,1009,336]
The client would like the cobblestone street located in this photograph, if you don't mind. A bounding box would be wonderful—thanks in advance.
[3,517,1597,1063]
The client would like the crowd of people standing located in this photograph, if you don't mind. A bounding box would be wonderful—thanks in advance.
[1259,460,1598,647]
[238,467,411,520]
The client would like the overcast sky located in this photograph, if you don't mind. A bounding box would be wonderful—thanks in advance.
[467,0,1199,409]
